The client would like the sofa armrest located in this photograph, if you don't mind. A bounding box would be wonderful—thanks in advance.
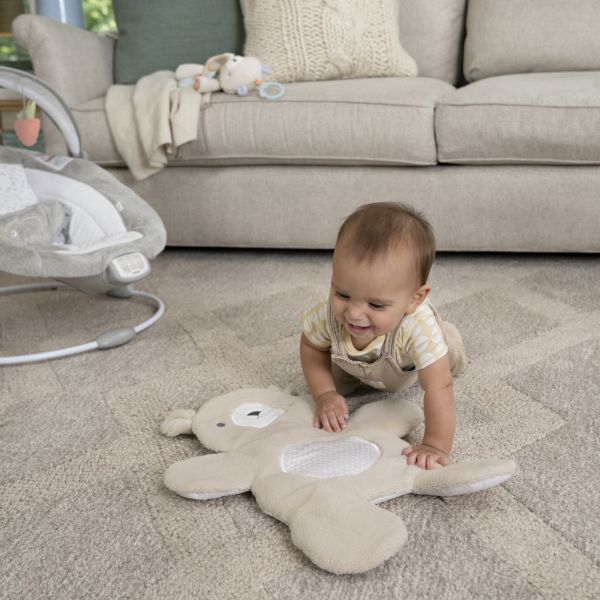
[12,14,115,106]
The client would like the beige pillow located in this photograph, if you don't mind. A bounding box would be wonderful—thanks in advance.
[241,0,418,83]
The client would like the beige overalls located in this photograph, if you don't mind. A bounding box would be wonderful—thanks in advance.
[328,303,466,396]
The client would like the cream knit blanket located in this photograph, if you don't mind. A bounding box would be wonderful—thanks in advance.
[242,0,418,83]
[105,71,203,181]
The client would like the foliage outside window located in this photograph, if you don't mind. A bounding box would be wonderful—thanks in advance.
[0,38,28,64]
[1,0,115,62]
[84,0,115,33]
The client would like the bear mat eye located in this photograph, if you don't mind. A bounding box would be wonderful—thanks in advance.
[247,410,261,417]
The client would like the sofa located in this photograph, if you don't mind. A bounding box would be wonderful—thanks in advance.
[11,0,600,252]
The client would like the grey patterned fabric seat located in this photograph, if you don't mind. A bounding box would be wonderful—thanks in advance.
[0,146,166,281]
[0,66,167,365]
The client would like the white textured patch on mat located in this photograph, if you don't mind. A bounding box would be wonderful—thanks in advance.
[281,436,380,479]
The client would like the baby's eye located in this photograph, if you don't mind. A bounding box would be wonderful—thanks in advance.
[368,303,386,310]
[335,292,350,300]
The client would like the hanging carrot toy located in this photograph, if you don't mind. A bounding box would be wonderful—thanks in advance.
[14,99,41,147]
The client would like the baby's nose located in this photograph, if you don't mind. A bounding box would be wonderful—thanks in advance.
[346,303,364,320]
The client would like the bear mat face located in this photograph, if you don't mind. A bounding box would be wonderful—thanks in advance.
[161,388,517,574]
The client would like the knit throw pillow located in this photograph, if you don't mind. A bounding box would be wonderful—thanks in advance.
[241,0,418,83]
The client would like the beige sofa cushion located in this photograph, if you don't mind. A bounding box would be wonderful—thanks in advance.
[41,97,122,163]
[436,72,600,165]
[242,0,417,83]
[464,0,600,82]
[398,0,466,85]
[114,163,600,252]
[73,98,123,164]
[82,78,452,167]
[180,78,451,166]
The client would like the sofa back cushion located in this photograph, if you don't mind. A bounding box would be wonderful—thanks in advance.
[111,0,467,86]
[398,0,467,85]
[112,0,244,84]
[464,0,600,82]
[242,0,418,84]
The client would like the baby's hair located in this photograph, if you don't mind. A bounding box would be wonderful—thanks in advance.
[336,202,436,286]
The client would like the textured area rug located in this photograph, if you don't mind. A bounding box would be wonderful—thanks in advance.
[1,250,599,599]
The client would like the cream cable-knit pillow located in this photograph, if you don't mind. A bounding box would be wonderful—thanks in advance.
[241,0,418,83]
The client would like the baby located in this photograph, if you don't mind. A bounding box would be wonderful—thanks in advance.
[300,202,465,470]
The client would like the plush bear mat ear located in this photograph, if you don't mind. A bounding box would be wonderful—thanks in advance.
[160,409,195,437]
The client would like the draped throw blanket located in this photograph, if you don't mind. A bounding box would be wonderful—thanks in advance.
[105,71,204,180]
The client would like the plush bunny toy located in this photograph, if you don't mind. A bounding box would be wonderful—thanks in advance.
[176,52,282,98]
[161,388,517,574]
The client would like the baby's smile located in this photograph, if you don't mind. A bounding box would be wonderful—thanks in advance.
[345,321,373,336]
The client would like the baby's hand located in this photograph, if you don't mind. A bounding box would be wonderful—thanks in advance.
[402,444,449,470]
[313,391,348,432]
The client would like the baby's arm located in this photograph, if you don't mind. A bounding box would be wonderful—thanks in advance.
[300,334,348,432]
[402,354,455,469]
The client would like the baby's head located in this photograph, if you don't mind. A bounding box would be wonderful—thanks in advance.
[330,202,436,343]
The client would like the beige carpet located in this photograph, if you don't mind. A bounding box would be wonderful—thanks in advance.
[1,249,599,599]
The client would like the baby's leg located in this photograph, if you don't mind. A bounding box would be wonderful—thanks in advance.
[331,363,361,396]
[441,321,466,376]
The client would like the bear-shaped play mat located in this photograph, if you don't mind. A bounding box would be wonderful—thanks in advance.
[161,388,516,574]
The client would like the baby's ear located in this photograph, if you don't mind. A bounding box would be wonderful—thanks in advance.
[407,284,431,312]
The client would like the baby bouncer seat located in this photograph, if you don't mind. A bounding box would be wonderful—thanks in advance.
[0,67,167,365]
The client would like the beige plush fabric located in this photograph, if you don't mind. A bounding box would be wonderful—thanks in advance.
[436,72,600,165]
[161,388,515,574]
[242,0,418,83]
[464,0,600,82]
[105,71,203,180]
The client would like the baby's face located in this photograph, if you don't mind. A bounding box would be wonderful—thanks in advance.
[330,244,428,348]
